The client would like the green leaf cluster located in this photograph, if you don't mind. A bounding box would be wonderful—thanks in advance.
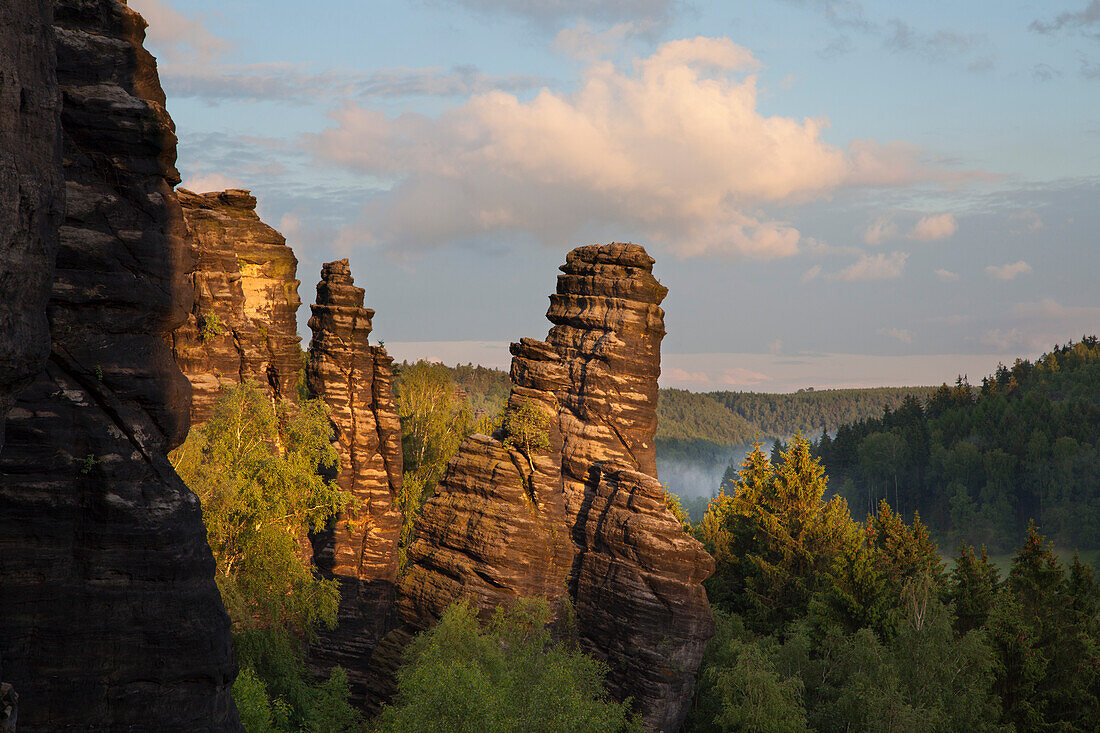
[172,381,347,632]
[374,599,640,733]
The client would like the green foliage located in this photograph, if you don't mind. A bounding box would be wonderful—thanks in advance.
[817,337,1100,551]
[233,628,364,733]
[375,600,640,733]
[200,311,226,341]
[502,399,552,473]
[663,486,692,531]
[394,361,502,566]
[698,437,862,630]
[686,612,809,733]
[172,381,346,633]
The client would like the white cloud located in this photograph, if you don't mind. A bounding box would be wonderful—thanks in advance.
[985,260,1032,280]
[877,327,912,343]
[313,38,977,259]
[128,0,229,64]
[935,268,959,281]
[554,20,660,61]
[829,251,908,281]
[768,339,784,355]
[908,212,957,241]
[179,172,246,193]
[801,265,823,283]
[863,215,898,245]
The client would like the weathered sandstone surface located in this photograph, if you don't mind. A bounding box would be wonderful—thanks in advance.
[171,188,303,423]
[0,1,239,728]
[305,259,405,706]
[396,243,714,732]
[0,0,62,453]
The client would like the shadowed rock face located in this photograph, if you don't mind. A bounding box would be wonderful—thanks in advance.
[305,259,404,707]
[0,1,239,728]
[396,243,714,732]
[0,0,62,453]
[171,188,303,423]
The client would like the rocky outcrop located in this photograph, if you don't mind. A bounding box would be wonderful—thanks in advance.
[305,259,404,706]
[0,1,239,729]
[171,188,303,423]
[0,0,62,453]
[398,337,575,629]
[571,463,716,732]
[396,243,714,731]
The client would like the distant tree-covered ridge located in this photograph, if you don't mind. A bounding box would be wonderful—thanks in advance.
[816,337,1100,553]
[398,360,932,460]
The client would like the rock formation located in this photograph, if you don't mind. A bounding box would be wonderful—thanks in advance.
[0,0,62,453]
[397,337,575,629]
[396,243,714,732]
[171,188,303,423]
[0,1,239,728]
[305,259,405,706]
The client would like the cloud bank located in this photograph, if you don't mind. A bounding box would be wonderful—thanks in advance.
[313,37,974,259]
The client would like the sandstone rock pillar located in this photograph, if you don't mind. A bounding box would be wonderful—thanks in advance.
[171,188,303,423]
[0,1,239,728]
[305,259,404,706]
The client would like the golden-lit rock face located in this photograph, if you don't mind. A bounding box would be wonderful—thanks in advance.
[304,259,405,706]
[171,188,303,423]
[0,1,239,728]
[397,242,714,732]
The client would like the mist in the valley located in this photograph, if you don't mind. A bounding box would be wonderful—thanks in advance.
[657,444,753,500]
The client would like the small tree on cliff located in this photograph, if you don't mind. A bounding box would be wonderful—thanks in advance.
[502,400,552,475]
[171,381,348,633]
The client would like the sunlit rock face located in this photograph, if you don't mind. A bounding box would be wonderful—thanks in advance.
[171,188,303,423]
[396,243,714,732]
[304,259,405,707]
[0,1,239,728]
[0,0,62,453]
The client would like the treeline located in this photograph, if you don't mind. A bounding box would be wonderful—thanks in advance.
[815,338,1100,552]
[688,438,1100,732]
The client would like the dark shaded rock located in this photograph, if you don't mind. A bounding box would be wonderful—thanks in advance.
[171,188,303,423]
[571,463,716,733]
[0,0,62,453]
[396,243,713,731]
[305,259,405,708]
[0,1,239,728]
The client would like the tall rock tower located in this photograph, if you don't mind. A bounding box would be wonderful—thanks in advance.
[305,259,405,706]
[395,243,714,732]
[0,2,239,728]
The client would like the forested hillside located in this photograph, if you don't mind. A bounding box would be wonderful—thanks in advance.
[816,337,1100,553]
[400,362,935,504]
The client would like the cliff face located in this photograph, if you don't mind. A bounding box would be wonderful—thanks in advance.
[398,337,575,629]
[0,1,239,728]
[171,188,303,423]
[0,0,62,453]
[305,259,404,706]
[397,243,714,732]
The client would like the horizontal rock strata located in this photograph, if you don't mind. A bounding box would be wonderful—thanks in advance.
[0,0,62,452]
[396,243,714,731]
[305,259,405,707]
[0,1,239,728]
[171,188,303,423]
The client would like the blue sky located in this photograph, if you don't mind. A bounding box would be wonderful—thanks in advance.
[132,0,1100,391]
